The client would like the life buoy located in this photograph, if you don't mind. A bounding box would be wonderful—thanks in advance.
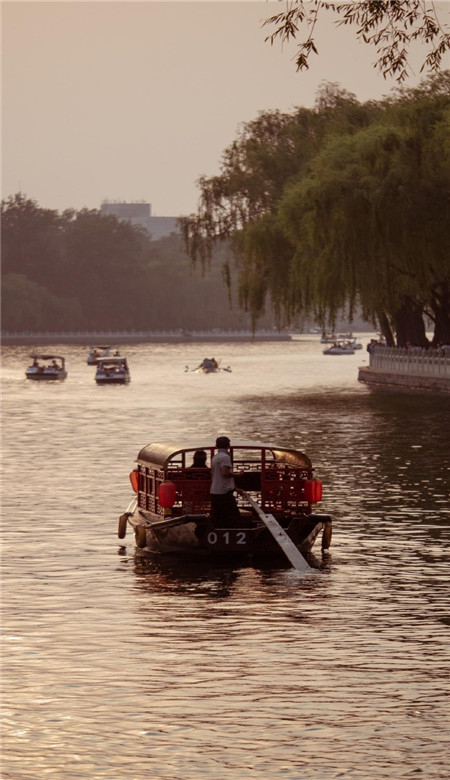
[322,523,332,550]
[118,513,128,539]
[135,525,147,548]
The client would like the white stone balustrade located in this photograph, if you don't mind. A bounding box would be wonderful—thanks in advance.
[370,346,450,377]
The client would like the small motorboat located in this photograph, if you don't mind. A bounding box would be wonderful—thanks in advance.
[185,358,231,373]
[25,354,67,381]
[118,440,332,570]
[320,332,338,344]
[87,345,120,365]
[323,341,355,355]
[337,332,354,341]
[95,357,130,384]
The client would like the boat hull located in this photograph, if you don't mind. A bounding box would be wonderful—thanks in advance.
[323,347,355,355]
[95,376,130,384]
[26,370,67,380]
[125,509,332,560]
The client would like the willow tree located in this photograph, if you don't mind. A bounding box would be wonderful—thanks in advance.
[277,126,446,345]
[239,76,450,344]
[181,75,450,344]
[181,84,378,326]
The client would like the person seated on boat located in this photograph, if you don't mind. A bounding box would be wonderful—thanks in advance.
[185,449,210,479]
[190,449,208,468]
[210,436,242,527]
[202,357,213,369]
[211,357,218,369]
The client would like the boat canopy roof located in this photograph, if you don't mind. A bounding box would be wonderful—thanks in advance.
[96,357,128,365]
[30,354,64,361]
[137,440,311,469]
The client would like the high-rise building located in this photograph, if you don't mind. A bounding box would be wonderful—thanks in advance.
[100,200,178,240]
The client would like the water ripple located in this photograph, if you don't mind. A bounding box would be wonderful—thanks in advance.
[2,340,449,779]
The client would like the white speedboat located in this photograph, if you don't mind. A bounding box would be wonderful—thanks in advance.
[87,345,120,365]
[323,342,355,355]
[95,357,130,384]
[321,332,338,344]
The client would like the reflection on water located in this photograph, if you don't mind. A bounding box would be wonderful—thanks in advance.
[2,339,450,779]
[130,552,330,599]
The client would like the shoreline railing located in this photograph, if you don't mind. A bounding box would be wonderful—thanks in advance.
[370,346,450,377]
[1,328,281,337]
[1,328,291,343]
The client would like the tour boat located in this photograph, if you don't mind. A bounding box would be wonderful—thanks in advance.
[25,354,67,381]
[87,345,120,365]
[95,356,130,384]
[118,440,332,569]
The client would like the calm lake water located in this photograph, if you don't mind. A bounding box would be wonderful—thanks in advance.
[2,336,450,779]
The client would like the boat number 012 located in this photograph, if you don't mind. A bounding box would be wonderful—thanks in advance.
[207,531,247,545]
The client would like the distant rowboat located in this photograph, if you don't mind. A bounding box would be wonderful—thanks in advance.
[185,358,231,373]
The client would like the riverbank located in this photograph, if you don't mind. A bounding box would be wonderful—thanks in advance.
[358,346,450,394]
[358,366,450,393]
[1,329,292,345]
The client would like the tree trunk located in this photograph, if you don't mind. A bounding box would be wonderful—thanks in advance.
[394,298,429,348]
[430,283,450,346]
[377,310,395,346]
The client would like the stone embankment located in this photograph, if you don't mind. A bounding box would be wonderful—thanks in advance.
[358,346,450,394]
[1,329,292,345]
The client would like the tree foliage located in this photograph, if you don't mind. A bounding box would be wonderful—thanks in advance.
[181,73,450,345]
[1,194,273,333]
[264,0,450,83]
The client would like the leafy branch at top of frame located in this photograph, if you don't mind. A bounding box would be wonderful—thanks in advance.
[263,1,450,82]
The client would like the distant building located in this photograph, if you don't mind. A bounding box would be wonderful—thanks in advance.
[100,200,179,240]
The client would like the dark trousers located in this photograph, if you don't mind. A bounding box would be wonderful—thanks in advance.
[210,491,241,527]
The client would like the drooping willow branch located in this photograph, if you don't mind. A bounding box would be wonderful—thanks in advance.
[264,1,450,82]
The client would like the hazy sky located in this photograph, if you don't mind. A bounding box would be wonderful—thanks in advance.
[2,1,450,217]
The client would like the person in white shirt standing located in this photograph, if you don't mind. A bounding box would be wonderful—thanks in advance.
[210,436,242,527]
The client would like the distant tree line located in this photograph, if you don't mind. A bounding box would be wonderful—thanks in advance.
[0,194,275,333]
[181,74,450,347]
